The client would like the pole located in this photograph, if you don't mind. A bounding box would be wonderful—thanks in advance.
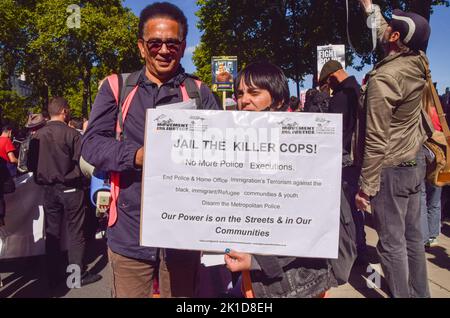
[222,91,226,110]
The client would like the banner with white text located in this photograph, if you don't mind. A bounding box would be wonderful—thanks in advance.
[141,110,342,258]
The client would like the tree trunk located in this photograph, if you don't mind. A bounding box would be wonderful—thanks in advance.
[312,60,318,88]
[290,0,300,97]
[88,78,92,116]
[41,85,48,113]
[82,68,91,118]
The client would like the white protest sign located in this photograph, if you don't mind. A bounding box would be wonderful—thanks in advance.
[317,44,346,80]
[141,109,342,258]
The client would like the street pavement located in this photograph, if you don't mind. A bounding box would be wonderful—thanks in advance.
[1,219,449,298]
[328,217,450,298]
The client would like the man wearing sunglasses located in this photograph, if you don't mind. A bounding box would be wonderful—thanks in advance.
[82,2,219,298]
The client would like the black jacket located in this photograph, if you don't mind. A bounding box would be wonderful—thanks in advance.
[29,121,83,187]
[249,255,337,298]
[329,76,361,163]
[81,66,219,261]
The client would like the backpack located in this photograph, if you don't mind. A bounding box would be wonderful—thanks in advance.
[115,71,204,141]
[419,57,450,187]
[89,71,204,226]
[328,188,358,285]
[17,135,31,173]
[304,91,330,113]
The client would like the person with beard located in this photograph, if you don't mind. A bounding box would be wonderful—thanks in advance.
[355,0,432,297]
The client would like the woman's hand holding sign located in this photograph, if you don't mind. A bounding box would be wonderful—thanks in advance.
[224,249,252,272]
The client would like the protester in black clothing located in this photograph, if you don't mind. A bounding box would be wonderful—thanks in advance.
[319,60,360,164]
[68,117,84,134]
[28,97,101,288]
[303,88,330,113]
[319,60,368,264]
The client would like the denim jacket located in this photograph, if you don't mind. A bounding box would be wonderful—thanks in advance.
[249,255,337,298]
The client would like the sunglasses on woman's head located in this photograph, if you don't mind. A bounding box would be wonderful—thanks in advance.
[143,38,183,54]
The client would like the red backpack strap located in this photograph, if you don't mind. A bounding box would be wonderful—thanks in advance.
[180,84,190,101]
[107,74,120,104]
[106,74,140,227]
[108,86,138,227]
[109,86,139,227]
[114,86,139,138]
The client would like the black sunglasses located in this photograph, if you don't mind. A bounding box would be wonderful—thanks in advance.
[143,38,183,54]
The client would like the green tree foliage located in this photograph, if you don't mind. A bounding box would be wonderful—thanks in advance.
[0,0,30,90]
[194,0,449,95]
[0,90,29,128]
[0,0,141,125]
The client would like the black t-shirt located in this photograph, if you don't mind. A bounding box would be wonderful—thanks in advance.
[29,121,82,187]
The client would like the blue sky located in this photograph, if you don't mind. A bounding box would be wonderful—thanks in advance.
[123,0,450,95]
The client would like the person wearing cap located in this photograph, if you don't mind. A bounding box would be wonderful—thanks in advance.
[355,0,431,297]
[319,60,367,264]
[319,60,360,165]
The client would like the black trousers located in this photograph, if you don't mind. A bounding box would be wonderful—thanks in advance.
[43,184,86,279]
